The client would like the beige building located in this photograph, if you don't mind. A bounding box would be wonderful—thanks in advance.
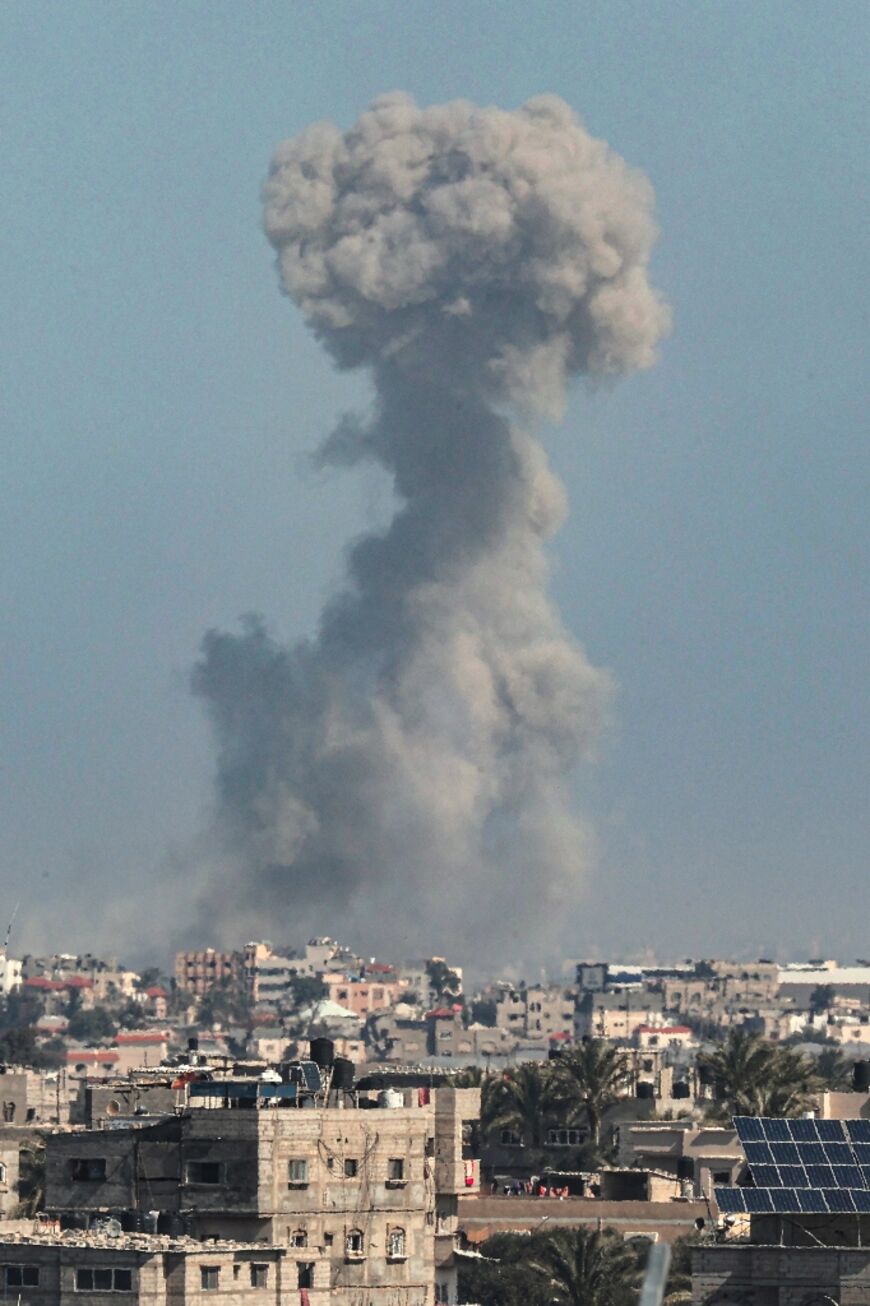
[495,985,575,1042]
[174,949,241,998]
[0,1231,287,1303]
[575,991,664,1041]
[625,1122,743,1197]
[44,1082,481,1306]
[324,974,402,1018]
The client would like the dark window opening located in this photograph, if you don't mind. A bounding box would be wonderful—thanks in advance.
[186,1161,222,1185]
[344,1158,358,1177]
[70,1158,107,1182]
[6,1267,39,1288]
[200,1266,220,1290]
[297,1263,314,1289]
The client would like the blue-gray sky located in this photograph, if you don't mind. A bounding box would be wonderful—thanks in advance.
[2,1,867,966]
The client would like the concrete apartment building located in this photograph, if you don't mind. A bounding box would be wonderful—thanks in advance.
[43,1079,481,1306]
[323,974,402,1018]
[174,949,241,998]
[495,985,575,1042]
[574,990,665,1041]
[0,1232,288,1304]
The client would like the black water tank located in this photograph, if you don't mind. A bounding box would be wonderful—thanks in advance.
[672,1081,691,1099]
[187,1036,199,1053]
[333,1057,355,1091]
[853,1061,870,1092]
[310,1038,335,1069]
[636,1081,655,1099]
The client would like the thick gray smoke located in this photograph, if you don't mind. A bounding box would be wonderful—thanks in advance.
[193,93,669,962]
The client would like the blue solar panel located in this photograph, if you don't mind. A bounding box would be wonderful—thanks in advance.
[817,1120,846,1142]
[823,1188,855,1213]
[795,1141,826,1164]
[769,1187,796,1212]
[778,1164,808,1187]
[788,1118,819,1141]
[853,1190,870,1213]
[770,1142,800,1164]
[744,1142,774,1164]
[846,1120,870,1143]
[744,1188,774,1212]
[764,1118,791,1141]
[852,1143,870,1164]
[806,1164,836,1186]
[796,1188,826,1213]
[715,1187,746,1212]
[861,1167,870,1189]
[750,1165,780,1186]
[833,1165,863,1188]
[734,1116,765,1142]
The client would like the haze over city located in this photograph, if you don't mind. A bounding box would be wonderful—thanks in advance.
[2,3,867,968]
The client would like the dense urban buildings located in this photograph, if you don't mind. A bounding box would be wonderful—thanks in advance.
[1,937,870,1301]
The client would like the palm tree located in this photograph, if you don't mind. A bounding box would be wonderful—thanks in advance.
[529,1226,640,1306]
[483,1062,555,1150]
[550,1040,630,1147]
[814,1045,853,1090]
[699,1029,821,1120]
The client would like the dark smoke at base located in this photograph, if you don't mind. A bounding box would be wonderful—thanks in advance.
[192,93,669,963]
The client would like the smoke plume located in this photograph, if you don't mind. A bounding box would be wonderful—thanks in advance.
[193,93,669,962]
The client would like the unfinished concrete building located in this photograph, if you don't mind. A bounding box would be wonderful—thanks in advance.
[43,1065,480,1306]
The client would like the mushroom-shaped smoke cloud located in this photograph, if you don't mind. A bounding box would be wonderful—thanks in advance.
[192,93,669,961]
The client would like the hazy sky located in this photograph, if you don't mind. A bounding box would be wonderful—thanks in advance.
[2,1,867,968]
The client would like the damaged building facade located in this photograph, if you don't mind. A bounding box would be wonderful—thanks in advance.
[39,1065,480,1306]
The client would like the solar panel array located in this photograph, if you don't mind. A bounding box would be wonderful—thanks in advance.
[713,1116,870,1217]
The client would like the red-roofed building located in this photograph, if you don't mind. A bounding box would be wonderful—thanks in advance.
[139,986,169,1019]
[636,1024,695,1050]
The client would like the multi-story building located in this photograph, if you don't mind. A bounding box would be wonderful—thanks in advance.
[494,985,575,1042]
[324,974,402,1018]
[575,990,664,1041]
[0,1233,287,1304]
[43,1071,481,1306]
[174,948,241,998]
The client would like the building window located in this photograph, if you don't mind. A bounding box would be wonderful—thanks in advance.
[435,1283,449,1304]
[250,1264,268,1288]
[345,1229,365,1259]
[200,1266,220,1291]
[2,1102,14,1122]
[289,1228,307,1248]
[70,1158,107,1182]
[5,1267,39,1288]
[288,1158,309,1186]
[297,1263,313,1289]
[344,1158,358,1178]
[186,1161,222,1185]
[546,1128,583,1147]
[387,1228,406,1260]
[323,1233,334,1248]
[0,1163,6,1184]
[387,1158,405,1185]
[500,1129,522,1147]
[75,1268,133,1291]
